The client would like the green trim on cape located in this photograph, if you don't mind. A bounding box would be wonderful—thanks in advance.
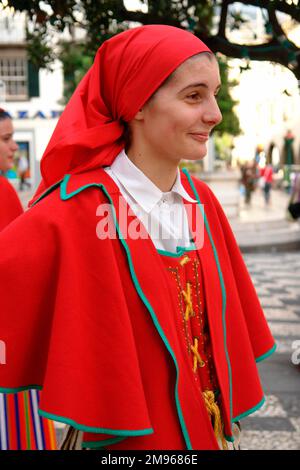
[30,180,62,207]
[38,409,153,436]
[232,396,266,422]
[157,244,196,257]
[82,437,126,449]
[0,385,42,393]
[255,343,277,363]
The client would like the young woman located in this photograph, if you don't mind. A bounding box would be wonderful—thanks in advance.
[0,25,275,450]
[0,109,23,231]
[0,108,56,449]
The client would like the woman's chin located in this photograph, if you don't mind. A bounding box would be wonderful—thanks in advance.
[7,160,14,170]
[183,151,207,162]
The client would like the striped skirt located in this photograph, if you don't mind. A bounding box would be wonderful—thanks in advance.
[0,390,57,450]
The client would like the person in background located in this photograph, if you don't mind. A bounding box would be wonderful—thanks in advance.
[0,107,57,450]
[260,163,273,206]
[241,160,257,205]
[288,172,300,220]
[291,172,300,203]
[17,154,31,191]
[0,108,23,231]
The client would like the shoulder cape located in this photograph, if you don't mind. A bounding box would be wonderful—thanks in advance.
[0,176,23,231]
[0,168,276,449]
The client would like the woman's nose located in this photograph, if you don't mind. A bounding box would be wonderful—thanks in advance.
[203,100,222,127]
[11,140,18,151]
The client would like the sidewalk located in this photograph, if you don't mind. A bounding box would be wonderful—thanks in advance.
[238,187,291,223]
[231,188,300,252]
[241,252,300,450]
[17,187,34,209]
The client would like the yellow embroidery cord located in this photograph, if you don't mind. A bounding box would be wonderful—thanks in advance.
[180,255,190,266]
[182,282,194,321]
[202,390,228,450]
[190,337,205,372]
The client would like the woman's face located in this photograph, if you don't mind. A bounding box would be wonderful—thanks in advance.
[131,54,222,163]
[0,118,18,172]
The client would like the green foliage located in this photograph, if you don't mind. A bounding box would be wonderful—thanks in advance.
[214,132,234,163]
[26,25,56,71]
[215,55,241,137]
[58,42,93,102]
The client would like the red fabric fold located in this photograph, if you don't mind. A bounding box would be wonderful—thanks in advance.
[0,175,23,231]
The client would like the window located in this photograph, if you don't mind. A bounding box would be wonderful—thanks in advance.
[0,49,28,100]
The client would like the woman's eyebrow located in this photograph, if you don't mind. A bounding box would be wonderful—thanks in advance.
[179,82,221,93]
[0,133,13,139]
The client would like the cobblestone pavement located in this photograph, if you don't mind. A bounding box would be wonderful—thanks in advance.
[240,252,300,450]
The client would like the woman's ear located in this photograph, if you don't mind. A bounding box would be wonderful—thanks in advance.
[133,108,144,121]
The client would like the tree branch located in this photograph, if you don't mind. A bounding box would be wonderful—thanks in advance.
[117,7,181,27]
[225,0,300,22]
[267,4,286,38]
[200,34,300,79]
[218,0,229,37]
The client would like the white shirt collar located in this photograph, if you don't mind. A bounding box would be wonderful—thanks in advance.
[108,150,197,213]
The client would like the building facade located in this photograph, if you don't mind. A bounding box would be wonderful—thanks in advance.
[0,10,64,189]
[226,6,300,166]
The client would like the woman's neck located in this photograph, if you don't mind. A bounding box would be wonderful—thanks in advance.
[126,148,179,193]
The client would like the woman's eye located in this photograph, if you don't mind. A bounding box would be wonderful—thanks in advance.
[187,93,201,100]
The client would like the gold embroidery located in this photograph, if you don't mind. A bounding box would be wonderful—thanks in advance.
[202,391,228,450]
[164,254,225,447]
[180,255,190,266]
[182,282,194,321]
[168,267,191,351]
[190,337,205,372]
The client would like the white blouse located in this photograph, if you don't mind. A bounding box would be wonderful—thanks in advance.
[104,150,197,253]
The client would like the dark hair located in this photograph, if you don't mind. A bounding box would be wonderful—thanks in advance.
[123,120,131,152]
[153,51,215,92]
[123,51,215,149]
[0,108,11,121]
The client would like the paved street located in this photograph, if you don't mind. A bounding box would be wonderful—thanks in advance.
[240,252,300,450]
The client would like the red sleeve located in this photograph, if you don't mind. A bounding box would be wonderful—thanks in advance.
[0,177,23,231]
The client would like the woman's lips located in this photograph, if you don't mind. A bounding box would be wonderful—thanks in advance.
[189,133,209,142]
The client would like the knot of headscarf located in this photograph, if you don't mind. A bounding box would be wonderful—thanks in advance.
[32,25,211,203]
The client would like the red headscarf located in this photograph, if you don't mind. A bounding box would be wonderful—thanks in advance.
[31,25,211,203]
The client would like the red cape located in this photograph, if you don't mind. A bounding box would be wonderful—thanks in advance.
[0,169,275,450]
[0,175,23,231]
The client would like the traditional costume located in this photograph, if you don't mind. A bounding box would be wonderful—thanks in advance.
[0,25,275,450]
[0,175,23,231]
[0,174,56,450]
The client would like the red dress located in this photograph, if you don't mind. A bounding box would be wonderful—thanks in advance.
[159,248,228,449]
